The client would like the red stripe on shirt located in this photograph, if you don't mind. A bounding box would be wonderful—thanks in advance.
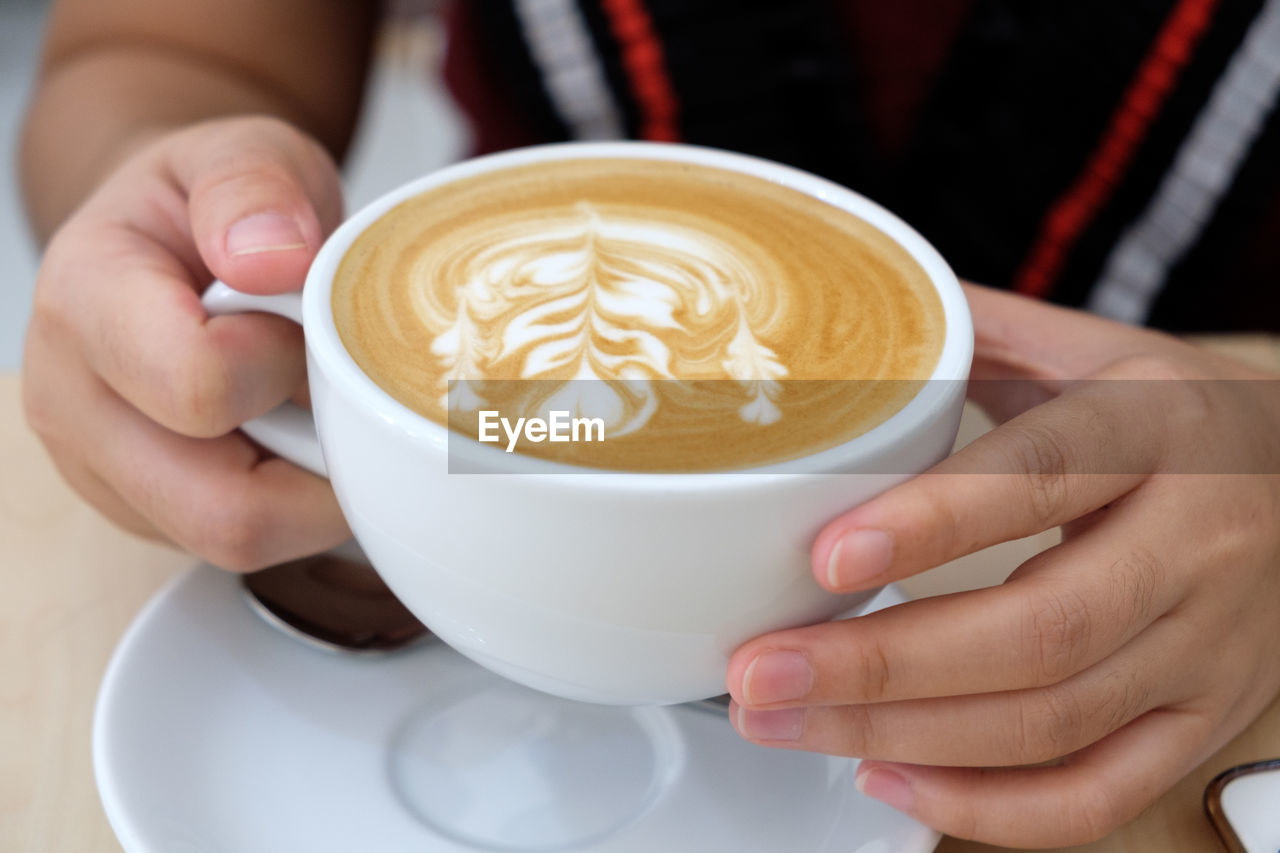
[1013,0,1220,298]
[599,0,681,141]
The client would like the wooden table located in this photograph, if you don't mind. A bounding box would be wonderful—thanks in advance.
[3,335,1279,852]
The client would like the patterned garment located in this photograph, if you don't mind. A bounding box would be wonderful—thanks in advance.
[441,0,1280,332]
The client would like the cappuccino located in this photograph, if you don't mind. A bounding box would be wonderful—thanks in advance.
[332,158,943,471]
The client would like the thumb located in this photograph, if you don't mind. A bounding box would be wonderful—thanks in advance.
[173,118,344,295]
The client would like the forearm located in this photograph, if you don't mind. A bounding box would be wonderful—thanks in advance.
[19,0,378,242]
[22,51,308,240]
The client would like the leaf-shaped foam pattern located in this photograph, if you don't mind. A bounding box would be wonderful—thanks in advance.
[408,202,791,433]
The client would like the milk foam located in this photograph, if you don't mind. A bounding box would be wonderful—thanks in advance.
[408,201,789,434]
[332,158,945,472]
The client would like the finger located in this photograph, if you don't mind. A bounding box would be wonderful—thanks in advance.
[45,119,340,437]
[730,606,1193,766]
[40,436,165,542]
[23,320,162,541]
[812,380,1162,592]
[46,219,308,438]
[172,117,343,294]
[734,505,1174,707]
[851,708,1212,848]
[90,392,350,572]
[30,325,348,570]
[963,282,1182,382]
[963,282,1213,424]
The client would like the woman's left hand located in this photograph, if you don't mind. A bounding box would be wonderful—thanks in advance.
[726,283,1280,848]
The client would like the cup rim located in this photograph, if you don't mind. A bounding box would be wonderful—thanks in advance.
[303,141,973,490]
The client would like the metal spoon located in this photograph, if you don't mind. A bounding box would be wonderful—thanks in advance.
[241,552,430,655]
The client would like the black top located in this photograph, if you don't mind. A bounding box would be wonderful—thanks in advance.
[444,0,1280,332]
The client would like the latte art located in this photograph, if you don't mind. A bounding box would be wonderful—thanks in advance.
[333,158,945,471]
[413,201,789,435]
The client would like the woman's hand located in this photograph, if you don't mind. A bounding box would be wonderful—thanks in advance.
[726,283,1280,848]
[23,116,351,570]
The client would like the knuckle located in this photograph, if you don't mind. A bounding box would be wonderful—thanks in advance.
[20,377,56,439]
[851,632,897,702]
[234,114,298,142]
[1004,424,1073,525]
[21,320,73,441]
[30,266,62,318]
[184,497,272,573]
[1200,481,1278,572]
[1060,785,1125,845]
[193,127,307,196]
[21,367,57,442]
[914,483,968,558]
[1264,486,1280,555]
[159,348,238,438]
[193,152,299,203]
[1025,585,1093,684]
[201,115,329,191]
[1101,669,1153,735]
[1167,379,1216,443]
[201,115,294,155]
[28,281,61,329]
[1023,684,1088,762]
[838,703,877,756]
[245,117,336,198]
[1100,352,1191,381]
[1097,353,1214,447]
[1111,546,1163,627]
[945,799,983,844]
[31,236,79,322]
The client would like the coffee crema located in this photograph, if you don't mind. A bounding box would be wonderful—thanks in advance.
[332,158,944,471]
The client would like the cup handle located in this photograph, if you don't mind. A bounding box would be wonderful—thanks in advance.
[201,281,327,477]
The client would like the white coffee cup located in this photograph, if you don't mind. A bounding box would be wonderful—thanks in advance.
[203,142,973,705]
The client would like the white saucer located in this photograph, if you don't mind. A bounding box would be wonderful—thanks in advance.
[94,565,940,853]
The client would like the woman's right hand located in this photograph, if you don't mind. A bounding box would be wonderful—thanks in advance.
[23,116,352,571]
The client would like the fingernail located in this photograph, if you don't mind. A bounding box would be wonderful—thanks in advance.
[226,212,307,256]
[855,763,915,813]
[826,529,894,590]
[735,706,806,742]
[743,650,814,705]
